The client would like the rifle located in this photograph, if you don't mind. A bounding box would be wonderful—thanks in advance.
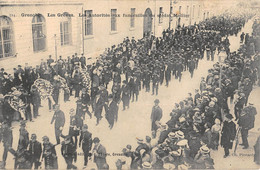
[233,126,241,155]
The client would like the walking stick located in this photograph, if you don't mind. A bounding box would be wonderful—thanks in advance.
[233,126,241,155]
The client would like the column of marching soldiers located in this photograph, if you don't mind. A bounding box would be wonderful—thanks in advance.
[0,11,260,169]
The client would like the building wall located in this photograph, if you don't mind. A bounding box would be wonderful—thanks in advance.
[0,0,210,71]
[0,3,82,72]
[83,0,208,63]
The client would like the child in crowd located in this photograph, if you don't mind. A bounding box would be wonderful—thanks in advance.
[211,118,221,150]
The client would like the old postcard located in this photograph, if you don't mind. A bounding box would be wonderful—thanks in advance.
[0,0,259,169]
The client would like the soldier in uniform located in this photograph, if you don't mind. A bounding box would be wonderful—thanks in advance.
[188,59,196,78]
[152,71,160,96]
[176,61,184,82]
[79,124,93,168]
[51,104,65,144]
[238,103,257,149]
[121,80,130,110]
[61,135,77,169]
[42,136,58,169]
[28,134,42,169]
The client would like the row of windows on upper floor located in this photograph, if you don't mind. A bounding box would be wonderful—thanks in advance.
[0,6,208,59]
[85,6,206,36]
[0,14,71,59]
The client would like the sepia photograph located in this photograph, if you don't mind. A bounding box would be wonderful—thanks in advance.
[0,0,259,169]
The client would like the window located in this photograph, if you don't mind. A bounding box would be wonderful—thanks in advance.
[193,5,195,18]
[159,7,163,24]
[130,8,135,28]
[85,10,93,36]
[60,13,71,46]
[198,5,200,18]
[32,14,46,52]
[111,9,117,31]
[179,6,182,14]
[186,6,189,15]
[0,16,14,59]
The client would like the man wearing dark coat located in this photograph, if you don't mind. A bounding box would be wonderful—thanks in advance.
[51,104,65,144]
[152,71,160,95]
[42,136,58,169]
[92,137,107,169]
[188,59,196,78]
[28,134,42,169]
[121,80,130,110]
[1,121,13,167]
[47,55,54,66]
[79,124,92,167]
[105,95,119,129]
[80,54,86,69]
[18,121,29,150]
[194,89,201,106]
[61,135,77,169]
[238,103,257,149]
[68,109,80,148]
[94,93,106,125]
[81,88,92,119]
[234,93,246,120]
[221,114,236,158]
[150,99,162,136]
[30,85,41,118]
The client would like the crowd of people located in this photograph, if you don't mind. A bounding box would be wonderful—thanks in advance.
[0,10,259,169]
[114,16,259,170]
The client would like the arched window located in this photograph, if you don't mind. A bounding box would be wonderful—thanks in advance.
[32,14,46,52]
[60,13,72,46]
[0,16,14,58]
